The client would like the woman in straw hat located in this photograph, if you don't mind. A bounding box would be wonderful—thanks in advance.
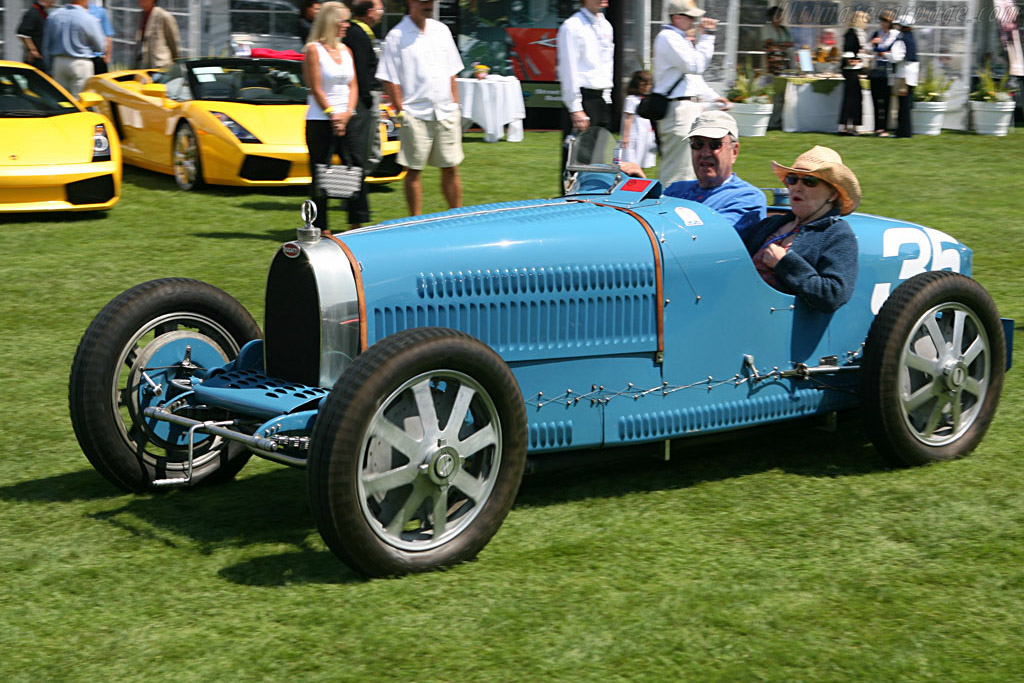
[739,146,861,313]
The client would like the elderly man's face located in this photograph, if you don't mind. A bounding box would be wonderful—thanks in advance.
[691,135,739,189]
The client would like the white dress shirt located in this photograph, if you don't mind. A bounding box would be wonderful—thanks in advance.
[653,24,718,100]
[556,8,614,112]
[376,16,464,121]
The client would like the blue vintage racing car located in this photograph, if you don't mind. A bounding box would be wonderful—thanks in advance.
[70,132,1012,577]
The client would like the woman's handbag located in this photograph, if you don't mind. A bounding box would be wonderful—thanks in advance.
[636,75,687,122]
[315,161,363,198]
[315,131,363,199]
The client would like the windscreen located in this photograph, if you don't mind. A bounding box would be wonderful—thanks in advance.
[0,66,78,118]
[187,60,308,104]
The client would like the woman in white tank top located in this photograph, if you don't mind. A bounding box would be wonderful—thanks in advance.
[304,2,366,231]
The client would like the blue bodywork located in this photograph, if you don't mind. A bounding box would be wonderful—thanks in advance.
[143,173,1010,459]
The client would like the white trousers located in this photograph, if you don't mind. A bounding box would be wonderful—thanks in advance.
[51,55,95,99]
[657,100,704,185]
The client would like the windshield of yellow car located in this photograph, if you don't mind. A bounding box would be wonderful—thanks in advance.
[185,59,307,104]
[0,66,79,118]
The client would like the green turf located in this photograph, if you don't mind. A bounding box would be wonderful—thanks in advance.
[1,130,1022,681]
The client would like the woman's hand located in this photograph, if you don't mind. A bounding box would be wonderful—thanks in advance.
[331,110,352,135]
[762,243,787,268]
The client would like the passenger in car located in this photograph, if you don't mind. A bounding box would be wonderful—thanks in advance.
[661,110,766,231]
[739,146,860,313]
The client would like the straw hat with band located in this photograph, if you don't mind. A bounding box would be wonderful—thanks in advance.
[771,146,861,216]
[666,0,706,19]
[878,9,896,22]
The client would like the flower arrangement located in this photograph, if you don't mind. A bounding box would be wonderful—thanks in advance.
[914,62,952,102]
[472,62,491,80]
[727,58,774,104]
[970,59,1015,102]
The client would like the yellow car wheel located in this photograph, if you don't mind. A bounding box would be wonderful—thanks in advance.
[173,123,204,191]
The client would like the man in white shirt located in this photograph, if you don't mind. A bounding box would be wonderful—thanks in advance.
[653,0,730,185]
[556,0,614,190]
[376,0,465,216]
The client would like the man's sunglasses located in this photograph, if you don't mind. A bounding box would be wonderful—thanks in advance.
[784,173,822,188]
[689,137,728,151]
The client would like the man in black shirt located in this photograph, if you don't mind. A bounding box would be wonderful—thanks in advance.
[16,0,54,70]
[343,0,385,173]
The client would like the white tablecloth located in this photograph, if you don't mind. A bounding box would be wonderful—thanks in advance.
[456,76,526,142]
[781,78,874,133]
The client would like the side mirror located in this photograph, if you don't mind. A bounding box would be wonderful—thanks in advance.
[77,91,102,108]
[140,83,168,98]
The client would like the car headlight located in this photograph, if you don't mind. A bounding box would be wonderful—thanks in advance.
[92,124,111,162]
[211,112,261,144]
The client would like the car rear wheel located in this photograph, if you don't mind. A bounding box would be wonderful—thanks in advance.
[308,328,527,577]
[860,271,1006,466]
[173,122,204,191]
[69,278,261,492]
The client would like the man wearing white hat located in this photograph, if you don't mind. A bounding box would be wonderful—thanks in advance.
[653,0,730,185]
[663,111,766,230]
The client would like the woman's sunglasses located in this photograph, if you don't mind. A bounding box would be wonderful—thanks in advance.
[689,138,726,151]
[784,173,822,188]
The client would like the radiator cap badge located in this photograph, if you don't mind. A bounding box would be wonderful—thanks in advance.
[282,243,301,258]
[297,199,321,242]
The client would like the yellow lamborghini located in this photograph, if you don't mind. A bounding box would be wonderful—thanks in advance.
[84,57,404,191]
[0,60,120,213]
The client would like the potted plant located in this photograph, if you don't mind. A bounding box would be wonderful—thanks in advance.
[969,60,1017,136]
[727,60,775,137]
[912,63,952,135]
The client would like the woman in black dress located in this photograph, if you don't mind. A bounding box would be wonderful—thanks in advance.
[839,11,870,135]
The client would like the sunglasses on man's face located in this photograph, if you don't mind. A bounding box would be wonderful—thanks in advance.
[784,173,822,188]
[689,137,727,151]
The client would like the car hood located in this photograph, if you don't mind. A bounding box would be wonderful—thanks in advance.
[192,102,306,146]
[0,112,102,166]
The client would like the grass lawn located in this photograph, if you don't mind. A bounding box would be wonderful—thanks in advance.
[1,129,1022,681]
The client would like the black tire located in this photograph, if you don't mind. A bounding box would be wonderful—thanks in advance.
[860,271,1006,466]
[308,328,527,577]
[69,278,262,492]
[173,122,204,191]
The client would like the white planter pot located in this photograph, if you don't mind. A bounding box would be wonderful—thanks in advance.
[911,100,947,135]
[970,100,1016,136]
[731,102,774,137]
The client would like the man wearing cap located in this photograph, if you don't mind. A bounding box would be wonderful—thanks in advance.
[662,111,766,231]
[557,0,614,189]
[653,0,731,185]
[376,0,465,216]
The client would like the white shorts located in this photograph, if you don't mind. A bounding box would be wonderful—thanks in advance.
[398,110,464,170]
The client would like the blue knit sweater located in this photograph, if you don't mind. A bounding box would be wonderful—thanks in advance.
[738,209,858,313]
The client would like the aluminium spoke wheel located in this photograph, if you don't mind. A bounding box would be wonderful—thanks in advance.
[861,271,1006,466]
[173,122,204,191]
[308,328,527,577]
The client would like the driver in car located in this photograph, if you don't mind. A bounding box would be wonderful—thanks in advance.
[662,111,766,230]
[620,111,766,230]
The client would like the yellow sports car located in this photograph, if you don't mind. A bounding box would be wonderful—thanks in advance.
[84,57,404,191]
[0,60,120,213]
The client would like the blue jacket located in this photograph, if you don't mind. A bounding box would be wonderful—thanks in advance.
[664,173,767,231]
[739,209,858,313]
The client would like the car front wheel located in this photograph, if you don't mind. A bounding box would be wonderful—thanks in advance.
[69,278,261,492]
[860,271,1006,466]
[308,328,527,577]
